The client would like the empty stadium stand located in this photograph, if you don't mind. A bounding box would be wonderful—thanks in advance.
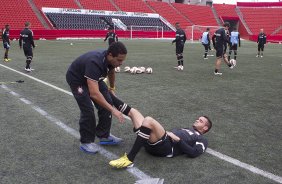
[0,0,44,30]
[79,0,118,11]
[213,4,238,18]
[239,7,282,35]
[146,1,191,28]
[33,0,79,9]
[113,0,154,13]
[46,12,171,31]
[172,3,218,26]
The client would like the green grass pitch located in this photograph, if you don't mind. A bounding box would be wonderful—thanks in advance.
[0,39,281,184]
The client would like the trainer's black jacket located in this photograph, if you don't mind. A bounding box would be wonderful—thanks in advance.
[171,128,208,158]
[257,33,266,45]
[19,28,35,49]
[2,29,10,44]
[212,28,229,48]
[172,28,186,45]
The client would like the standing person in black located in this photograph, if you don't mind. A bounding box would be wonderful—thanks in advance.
[256,29,267,58]
[19,22,35,72]
[172,22,186,71]
[2,24,11,62]
[104,27,118,46]
[66,42,128,154]
[212,22,235,75]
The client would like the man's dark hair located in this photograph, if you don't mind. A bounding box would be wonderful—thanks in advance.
[25,22,30,27]
[203,115,212,133]
[206,27,210,31]
[5,24,9,28]
[223,22,230,28]
[107,41,127,57]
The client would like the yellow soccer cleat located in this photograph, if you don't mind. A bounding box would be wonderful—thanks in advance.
[109,153,134,169]
[4,58,9,62]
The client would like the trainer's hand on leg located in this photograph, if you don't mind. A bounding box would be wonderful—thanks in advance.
[112,108,124,123]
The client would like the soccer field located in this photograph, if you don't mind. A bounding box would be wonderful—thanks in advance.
[0,39,281,184]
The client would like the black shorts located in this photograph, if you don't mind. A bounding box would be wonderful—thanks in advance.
[144,133,173,157]
[3,42,10,49]
[216,46,224,58]
[230,44,238,51]
[202,44,209,51]
[176,43,184,54]
[258,44,264,51]
[23,48,33,58]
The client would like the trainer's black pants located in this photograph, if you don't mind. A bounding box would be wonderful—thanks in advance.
[67,80,113,143]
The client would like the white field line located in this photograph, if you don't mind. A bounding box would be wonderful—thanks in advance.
[1,64,282,183]
[0,84,151,180]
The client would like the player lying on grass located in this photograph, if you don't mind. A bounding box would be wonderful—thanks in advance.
[109,95,212,168]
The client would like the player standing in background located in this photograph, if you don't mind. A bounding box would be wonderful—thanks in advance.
[228,28,241,61]
[104,27,118,46]
[212,22,234,75]
[172,22,186,71]
[257,29,266,58]
[201,28,210,60]
[2,24,11,62]
[19,22,35,72]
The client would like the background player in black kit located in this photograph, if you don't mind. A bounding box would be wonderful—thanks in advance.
[104,26,118,46]
[2,24,11,62]
[212,22,235,75]
[256,29,267,58]
[172,22,186,71]
[19,22,35,72]
[109,108,212,168]
[66,42,127,154]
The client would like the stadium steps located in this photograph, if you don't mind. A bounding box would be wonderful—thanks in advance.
[28,0,52,29]
[213,4,238,18]
[239,7,282,36]
[146,1,192,29]
[211,6,222,26]
[169,3,195,25]
[144,0,157,13]
[272,25,282,35]
[108,0,121,11]
[74,0,83,9]
[172,3,218,26]
[235,7,253,35]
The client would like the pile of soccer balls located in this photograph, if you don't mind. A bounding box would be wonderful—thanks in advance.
[115,66,153,74]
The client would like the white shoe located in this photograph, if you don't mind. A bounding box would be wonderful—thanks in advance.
[204,57,208,60]
[260,55,263,58]
[229,65,234,69]
[24,68,31,72]
[179,65,184,71]
[80,143,99,154]
[214,72,222,75]
[256,55,259,57]
[30,68,35,71]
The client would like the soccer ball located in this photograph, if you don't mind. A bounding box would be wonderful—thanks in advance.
[136,67,143,74]
[124,66,131,72]
[115,67,121,73]
[230,59,236,67]
[139,67,146,73]
[130,67,138,74]
[145,67,153,74]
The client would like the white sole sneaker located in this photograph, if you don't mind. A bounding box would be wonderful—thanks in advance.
[214,72,223,75]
